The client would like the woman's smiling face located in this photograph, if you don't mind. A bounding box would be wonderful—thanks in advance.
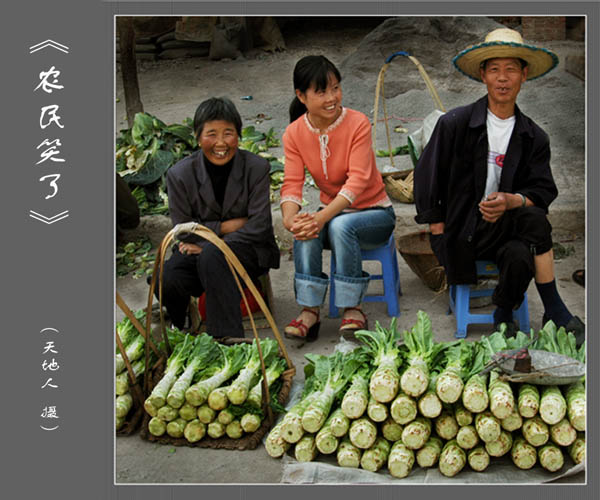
[198,120,239,165]
[296,73,343,129]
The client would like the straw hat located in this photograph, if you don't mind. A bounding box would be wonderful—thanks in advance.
[453,28,559,81]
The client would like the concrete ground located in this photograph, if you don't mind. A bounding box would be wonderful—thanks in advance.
[115,200,586,484]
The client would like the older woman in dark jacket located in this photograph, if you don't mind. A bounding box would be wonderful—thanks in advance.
[159,97,279,338]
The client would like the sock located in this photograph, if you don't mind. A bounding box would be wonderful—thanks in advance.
[535,279,573,327]
[493,307,513,326]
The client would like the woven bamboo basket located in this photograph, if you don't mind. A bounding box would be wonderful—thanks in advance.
[397,231,446,292]
[138,222,295,450]
[373,51,445,204]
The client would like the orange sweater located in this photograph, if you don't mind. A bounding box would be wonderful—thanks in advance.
[280,107,390,210]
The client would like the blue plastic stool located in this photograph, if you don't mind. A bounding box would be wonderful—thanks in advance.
[329,235,402,318]
[448,260,530,339]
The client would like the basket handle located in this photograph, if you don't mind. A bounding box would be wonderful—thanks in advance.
[146,223,296,406]
[373,53,446,169]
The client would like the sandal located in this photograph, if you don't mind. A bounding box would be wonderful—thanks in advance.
[284,308,320,342]
[339,307,368,339]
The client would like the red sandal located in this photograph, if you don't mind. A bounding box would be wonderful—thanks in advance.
[284,308,320,342]
[339,307,368,338]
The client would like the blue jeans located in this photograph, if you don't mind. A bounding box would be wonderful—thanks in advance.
[294,206,395,308]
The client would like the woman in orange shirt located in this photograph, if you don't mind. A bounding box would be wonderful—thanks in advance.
[280,55,395,341]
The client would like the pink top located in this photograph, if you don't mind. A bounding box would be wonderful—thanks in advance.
[280,107,391,210]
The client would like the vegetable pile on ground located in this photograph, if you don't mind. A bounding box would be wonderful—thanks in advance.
[143,334,287,443]
[116,236,156,278]
[115,311,154,430]
[266,312,586,479]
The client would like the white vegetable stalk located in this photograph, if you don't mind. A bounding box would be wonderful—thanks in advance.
[538,443,564,472]
[517,384,539,418]
[381,417,403,442]
[568,435,585,465]
[295,434,318,462]
[522,416,549,447]
[265,421,291,458]
[241,413,262,433]
[488,371,515,420]
[388,442,415,478]
[418,377,443,419]
[315,414,339,455]
[157,405,178,422]
[360,437,391,472]
[115,393,133,419]
[166,418,187,438]
[401,358,429,398]
[116,359,145,396]
[439,440,466,477]
[337,438,362,468]
[390,390,417,424]
[302,386,336,433]
[435,410,459,441]
[348,417,378,449]
[467,446,490,472]
[207,386,230,411]
[454,404,473,427]
[484,429,513,457]
[401,417,431,450]
[329,408,350,438]
[184,419,206,443]
[500,409,523,432]
[217,408,234,425]
[456,425,479,450]
[566,382,585,431]
[225,420,243,439]
[281,393,317,444]
[367,395,389,422]
[511,436,537,470]
[115,335,145,375]
[416,436,443,468]
[148,416,166,437]
[207,421,226,439]
[197,404,216,425]
[341,370,370,419]
[549,418,577,447]
[539,386,567,425]
[462,374,489,413]
[178,402,197,421]
[474,412,501,443]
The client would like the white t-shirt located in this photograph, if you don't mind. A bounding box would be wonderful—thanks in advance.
[484,110,516,199]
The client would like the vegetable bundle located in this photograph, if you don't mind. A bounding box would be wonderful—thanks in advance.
[266,313,586,479]
[115,311,152,430]
[144,335,287,443]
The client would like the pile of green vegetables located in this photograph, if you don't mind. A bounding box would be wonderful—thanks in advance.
[116,237,156,278]
[266,311,585,479]
[115,311,153,430]
[143,334,287,443]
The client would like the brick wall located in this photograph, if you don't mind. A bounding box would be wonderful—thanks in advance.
[522,17,566,41]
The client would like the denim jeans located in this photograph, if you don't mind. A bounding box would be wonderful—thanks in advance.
[294,206,395,308]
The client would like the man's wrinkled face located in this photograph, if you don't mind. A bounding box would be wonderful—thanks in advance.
[480,57,528,108]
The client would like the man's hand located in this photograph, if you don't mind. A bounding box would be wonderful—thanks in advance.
[479,192,510,223]
[179,242,203,255]
[220,217,248,235]
[430,222,445,235]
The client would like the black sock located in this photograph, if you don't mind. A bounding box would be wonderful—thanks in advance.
[493,307,513,326]
[535,279,573,327]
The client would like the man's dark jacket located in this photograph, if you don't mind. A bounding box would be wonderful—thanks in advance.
[414,95,558,284]
[166,149,280,270]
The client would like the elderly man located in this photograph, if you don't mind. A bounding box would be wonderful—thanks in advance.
[414,28,584,344]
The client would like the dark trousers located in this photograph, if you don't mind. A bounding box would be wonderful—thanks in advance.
[156,241,267,337]
[474,206,553,310]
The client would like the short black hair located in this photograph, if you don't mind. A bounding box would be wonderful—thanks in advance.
[480,57,528,71]
[193,97,242,140]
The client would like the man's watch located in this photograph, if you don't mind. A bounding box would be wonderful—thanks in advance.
[517,193,527,207]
